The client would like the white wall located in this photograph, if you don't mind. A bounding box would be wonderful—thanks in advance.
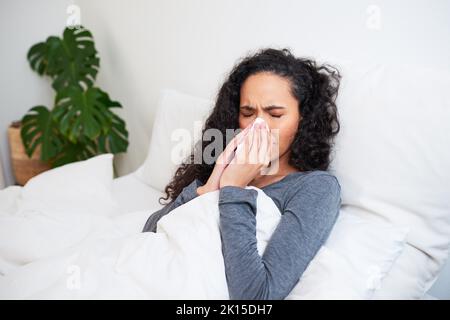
[2,0,450,183]
[73,0,450,178]
[0,0,74,186]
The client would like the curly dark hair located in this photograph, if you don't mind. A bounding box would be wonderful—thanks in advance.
[159,47,341,205]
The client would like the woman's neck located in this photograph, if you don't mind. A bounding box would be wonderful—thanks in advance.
[249,152,299,189]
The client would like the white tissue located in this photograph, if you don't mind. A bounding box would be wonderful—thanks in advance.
[252,117,266,127]
[235,117,268,154]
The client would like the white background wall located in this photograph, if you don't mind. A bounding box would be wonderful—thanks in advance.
[0,0,449,298]
[74,0,450,178]
[2,0,449,186]
[0,0,74,188]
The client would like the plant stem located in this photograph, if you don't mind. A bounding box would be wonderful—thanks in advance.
[112,157,118,179]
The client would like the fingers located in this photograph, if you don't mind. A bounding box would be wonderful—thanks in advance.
[259,126,271,167]
[217,125,248,165]
[269,128,279,162]
[231,127,251,164]
[249,123,271,166]
[245,127,256,162]
[229,120,272,166]
[248,126,260,164]
[234,124,252,146]
[221,138,238,165]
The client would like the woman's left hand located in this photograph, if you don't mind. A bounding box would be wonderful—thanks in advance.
[219,122,272,189]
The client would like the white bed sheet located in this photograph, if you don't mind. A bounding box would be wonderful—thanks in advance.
[106,173,450,299]
[112,173,164,215]
[0,172,443,299]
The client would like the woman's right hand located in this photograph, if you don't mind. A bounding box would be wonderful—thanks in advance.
[196,124,252,195]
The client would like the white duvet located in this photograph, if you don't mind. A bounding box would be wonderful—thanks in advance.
[0,186,282,299]
[0,153,408,300]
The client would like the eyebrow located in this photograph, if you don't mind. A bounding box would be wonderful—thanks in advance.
[240,105,286,111]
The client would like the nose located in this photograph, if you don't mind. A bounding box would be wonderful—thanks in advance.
[252,117,266,128]
[247,117,271,135]
[254,113,272,130]
[239,107,273,130]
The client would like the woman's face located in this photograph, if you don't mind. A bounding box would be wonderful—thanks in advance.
[239,71,301,161]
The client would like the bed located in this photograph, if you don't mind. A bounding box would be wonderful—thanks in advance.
[112,173,164,215]
[1,61,449,299]
[118,61,450,299]
[109,172,447,300]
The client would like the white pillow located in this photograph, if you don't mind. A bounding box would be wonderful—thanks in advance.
[0,154,119,267]
[135,89,212,192]
[18,153,119,217]
[286,208,408,300]
[330,63,450,299]
[0,185,22,214]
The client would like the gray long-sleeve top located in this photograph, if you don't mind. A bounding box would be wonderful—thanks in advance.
[142,170,341,300]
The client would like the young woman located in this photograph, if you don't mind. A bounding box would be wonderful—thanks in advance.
[142,48,342,300]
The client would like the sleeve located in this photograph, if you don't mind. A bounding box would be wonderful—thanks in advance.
[142,178,204,233]
[218,173,342,300]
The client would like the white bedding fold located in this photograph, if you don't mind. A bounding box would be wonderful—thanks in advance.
[0,187,281,299]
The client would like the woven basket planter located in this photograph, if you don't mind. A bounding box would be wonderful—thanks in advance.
[7,121,51,186]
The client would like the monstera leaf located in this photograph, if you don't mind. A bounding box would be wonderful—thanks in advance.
[20,106,91,166]
[22,26,128,169]
[53,86,128,150]
[98,113,129,154]
[51,138,99,167]
[27,26,99,90]
[21,106,64,161]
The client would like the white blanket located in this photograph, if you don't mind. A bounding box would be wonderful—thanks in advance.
[0,187,281,299]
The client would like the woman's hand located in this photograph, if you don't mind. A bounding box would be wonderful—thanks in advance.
[196,124,252,196]
[219,122,272,189]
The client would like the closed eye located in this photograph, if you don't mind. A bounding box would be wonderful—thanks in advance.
[241,113,282,118]
[240,105,285,118]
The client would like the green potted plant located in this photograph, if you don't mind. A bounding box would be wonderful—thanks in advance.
[8,26,128,185]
